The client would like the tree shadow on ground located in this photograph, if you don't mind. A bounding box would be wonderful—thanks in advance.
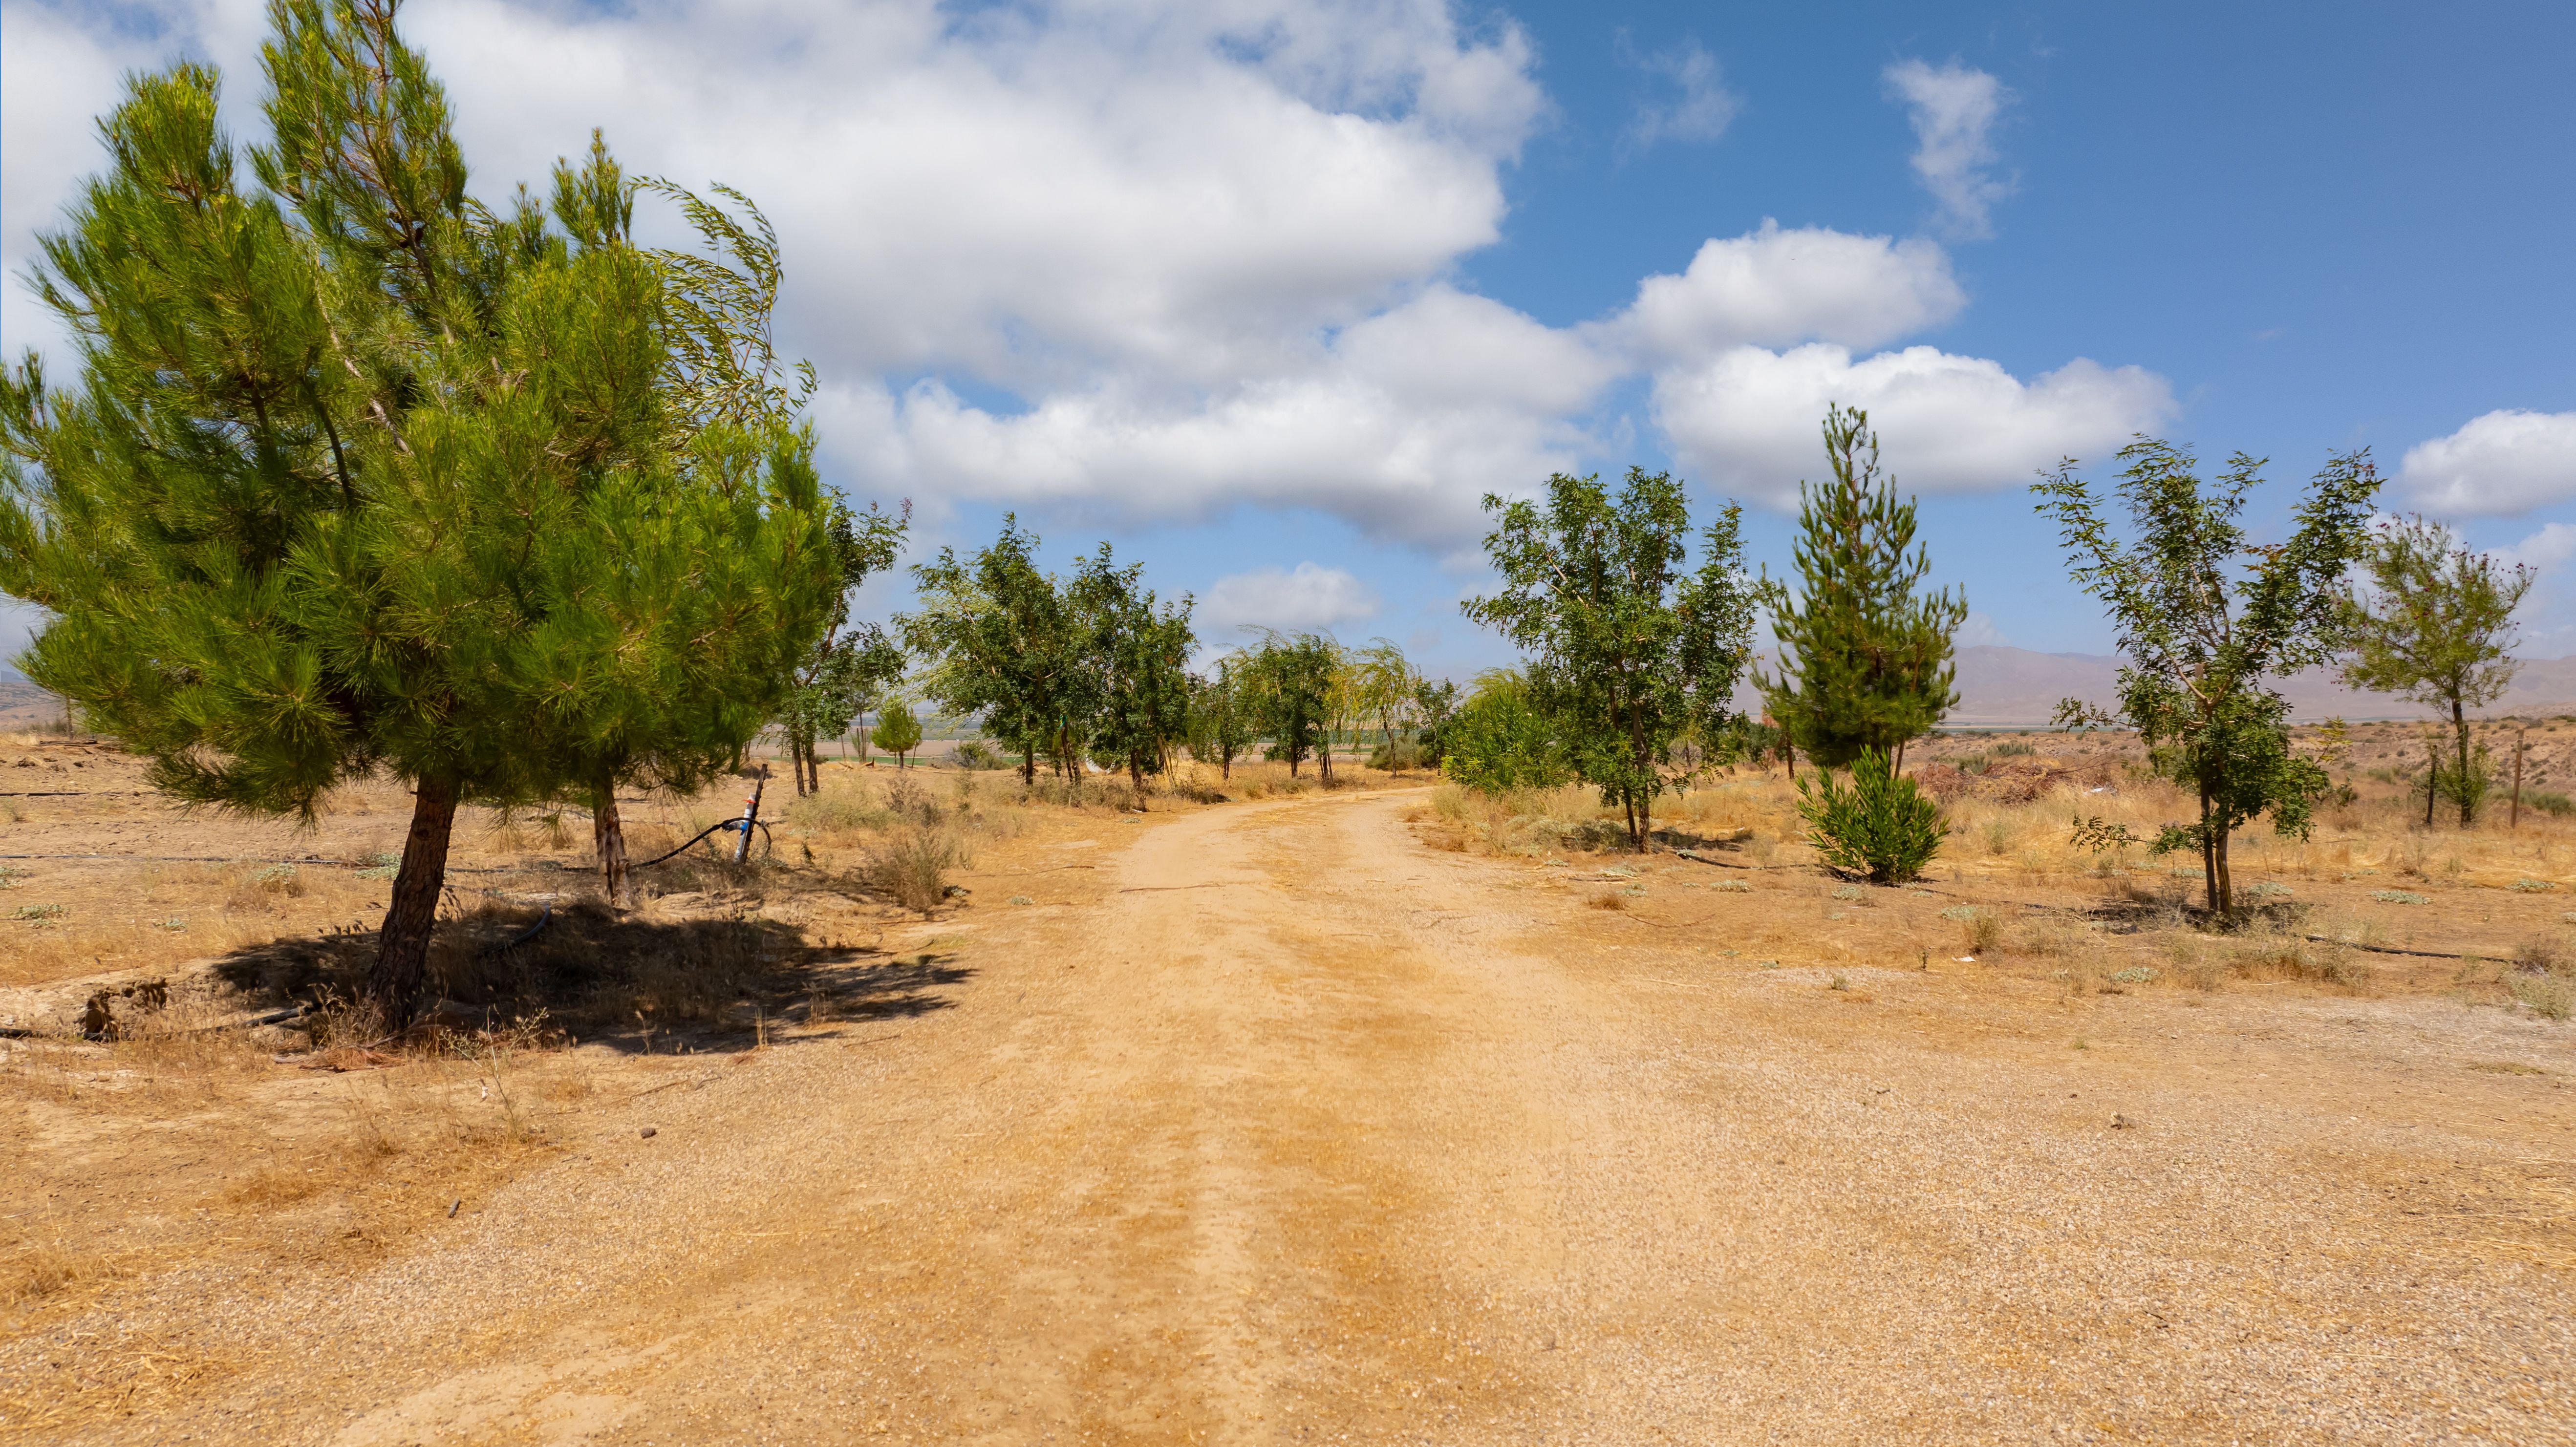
[206,899,973,1052]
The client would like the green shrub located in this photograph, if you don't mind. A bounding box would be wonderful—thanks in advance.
[1442,678,1568,793]
[2526,790,2574,818]
[1796,749,1945,884]
[953,739,1008,771]
[1366,737,1426,771]
[2371,889,2429,905]
[1992,740,2036,757]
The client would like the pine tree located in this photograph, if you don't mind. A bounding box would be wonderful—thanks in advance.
[871,700,923,769]
[1755,405,1967,771]
[0,2,835,1013]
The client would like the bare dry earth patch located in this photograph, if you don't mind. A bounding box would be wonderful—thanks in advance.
[1,760,2571,1444]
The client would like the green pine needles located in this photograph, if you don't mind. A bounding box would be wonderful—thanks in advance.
[1756,405,1966,770]
[0,0,839,1015]
[1795,749,1946,884]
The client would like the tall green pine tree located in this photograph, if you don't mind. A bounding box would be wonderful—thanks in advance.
[1756,405,1967,771]
[0,0,835,1012]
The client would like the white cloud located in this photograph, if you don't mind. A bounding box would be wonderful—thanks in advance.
[1614,220,1965,360]
[1201,562,1380,638]
[2497,521,2576,656]
[0,1,2174,555]
[1957,611,2010,647]
[1627,38,1738,148]
[2500,520,2576,574]
[1884,59,2013,240]
[2396,409,2576,516]
[410,0,1541,394]
[1653,343,2174,507]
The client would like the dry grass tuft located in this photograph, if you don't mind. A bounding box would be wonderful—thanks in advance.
[1,1242,118,1306]
[862,829,969,915]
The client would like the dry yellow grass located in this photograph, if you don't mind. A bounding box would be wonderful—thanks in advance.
[5,725,2571,1441]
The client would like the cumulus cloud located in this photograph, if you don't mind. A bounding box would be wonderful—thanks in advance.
[1614,220,1965,360]
[0,1,2172,552]
[1957,611,2010,648]
[1884,60,2013,239]
[2397,409,2576,516]
[1653,343,2174,507]
[1626,37,1738,148]
[1201,562,1380,638]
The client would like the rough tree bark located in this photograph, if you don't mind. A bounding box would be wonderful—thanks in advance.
[594,779,634,909]
[368,775,460,1024]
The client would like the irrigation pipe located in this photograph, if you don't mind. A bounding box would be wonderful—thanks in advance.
[631,817,773,869]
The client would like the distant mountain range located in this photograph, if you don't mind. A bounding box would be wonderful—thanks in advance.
[11,650,2576,735]
[1936,646,2576,727]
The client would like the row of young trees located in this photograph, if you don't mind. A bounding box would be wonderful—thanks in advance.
[1446,403,2536,921]
[893,515,1456,789]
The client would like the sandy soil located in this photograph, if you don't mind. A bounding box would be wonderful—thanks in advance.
[6,786,2572,1444]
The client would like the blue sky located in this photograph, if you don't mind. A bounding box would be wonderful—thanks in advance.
[5,0,2573,676]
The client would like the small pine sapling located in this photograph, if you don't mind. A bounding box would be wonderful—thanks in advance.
[1796,749,1946,883]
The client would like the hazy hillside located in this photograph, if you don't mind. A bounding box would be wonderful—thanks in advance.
[1946,646,2576,726]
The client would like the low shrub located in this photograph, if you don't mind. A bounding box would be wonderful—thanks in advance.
[2507,972,2573,1021]
[1797,749,1946,884]
[2525,789,2573,817]
[1366,738,1426,772]
[1941,904,2000,954]
[953,739,1009,771]
[861,830,966,915]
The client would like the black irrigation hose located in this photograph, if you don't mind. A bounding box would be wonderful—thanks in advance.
[632,817,773,869]
[480,900,553,957]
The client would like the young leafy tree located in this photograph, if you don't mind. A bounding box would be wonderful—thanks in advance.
[1238,631,1339,777]
[902,516,1095,785]
[1464,468,1755,851]
[1411,676,1461,768]
[1189,659,1257,779]
[1351,638,1417,761]
[1755,405,1967,771]
[0,5,834,1016]
[778,498,909,796]
[1074,545,1197,789]
[871,699,923,769]
[2339,515,2533,826]
[2033,440,2379,919]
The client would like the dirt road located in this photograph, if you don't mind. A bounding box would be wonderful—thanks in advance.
[31,789,2576,1444]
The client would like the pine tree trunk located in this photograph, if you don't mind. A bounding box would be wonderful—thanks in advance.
[594,779,633,910]
[369,775,460,1025]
